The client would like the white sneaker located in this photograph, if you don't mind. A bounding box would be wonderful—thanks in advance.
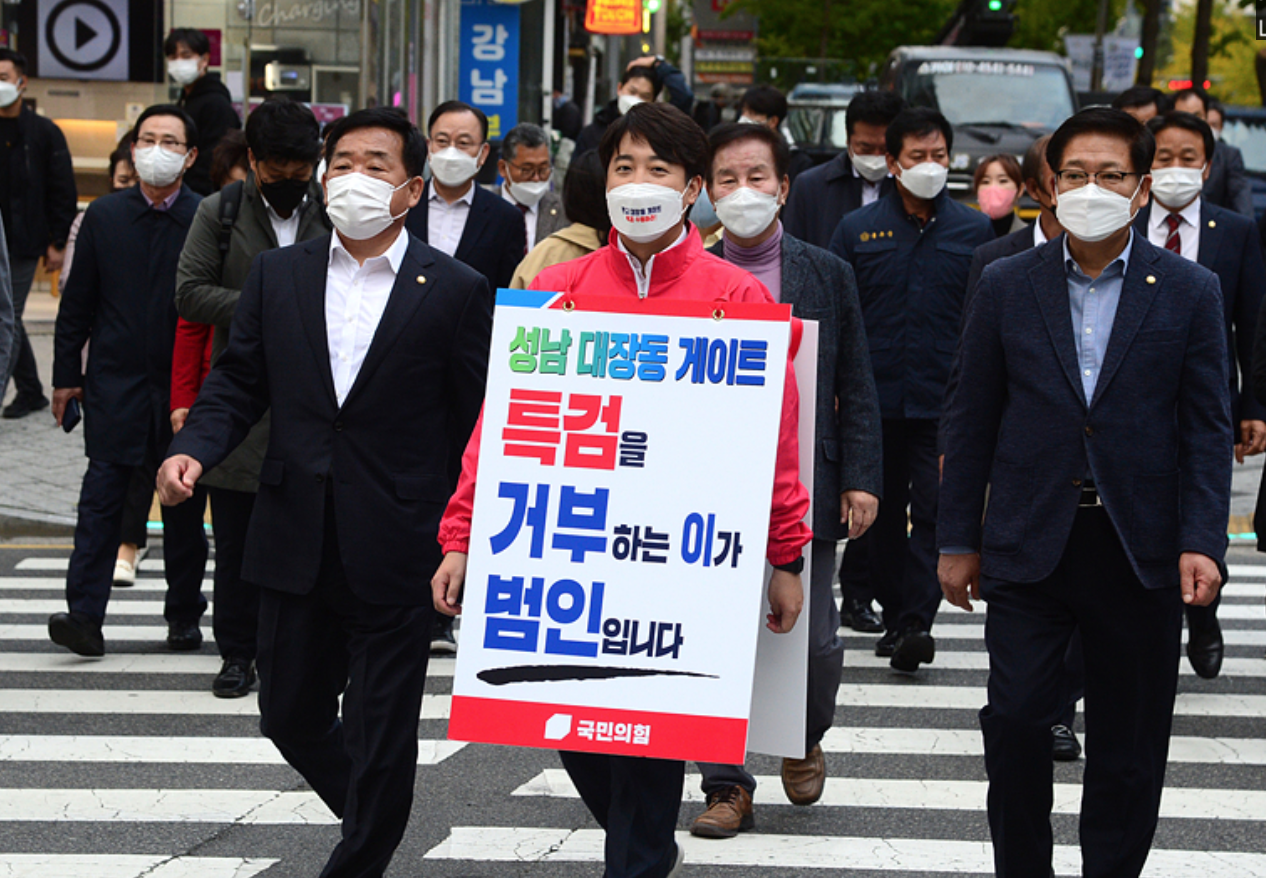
[112,558,137,588]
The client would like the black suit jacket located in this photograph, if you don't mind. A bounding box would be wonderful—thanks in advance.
[405,181,526,294]
[711,234,883,538]
[53,185,200,465]
[1204,141,1254,219]
[169,231,492,604]
[783,152,896,250]
[1135,200,1266,423]
[941,235,1231,589]
[964,222,1040,308]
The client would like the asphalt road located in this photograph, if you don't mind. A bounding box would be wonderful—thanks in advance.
[1,539,1264,877]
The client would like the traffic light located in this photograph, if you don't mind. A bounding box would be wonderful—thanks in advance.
[646,0,661,12]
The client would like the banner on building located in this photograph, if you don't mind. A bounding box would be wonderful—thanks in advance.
[584,0,642,35]
[459,0,520,139]
[448,290,795,764]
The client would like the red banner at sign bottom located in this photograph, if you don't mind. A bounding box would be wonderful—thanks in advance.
[449,695,749,763]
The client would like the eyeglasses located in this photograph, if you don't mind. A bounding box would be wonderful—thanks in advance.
[136,137,187,151]
[506,160,552,182]
[1055,169,1140,189]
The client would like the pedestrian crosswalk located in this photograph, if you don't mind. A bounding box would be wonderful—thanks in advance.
[2,545,1265,876]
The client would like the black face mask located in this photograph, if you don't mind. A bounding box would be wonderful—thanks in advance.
[258,176,310,215]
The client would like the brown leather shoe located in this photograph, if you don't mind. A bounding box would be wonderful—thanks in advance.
[690,785,754,838]
[781,743,826,805]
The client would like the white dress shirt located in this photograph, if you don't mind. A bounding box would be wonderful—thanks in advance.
[1032,214,1050,247]
[264,198,303,249]
[501,183,537,249]
[325,227,409,406]
[851,162,885,206]
[1147,195,1201,262]
[428,182,476,257]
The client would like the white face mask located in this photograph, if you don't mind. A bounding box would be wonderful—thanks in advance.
[714,186,782,239]
[167,58,201,86]
[508,179,550,208]
[429,146,480,187]
[896,161,948,200]
[1055,180,1142,244]
[738,115,762,126]
[1149,165,1204,209]
[133,145,189,188]
[617,94,644,116]
[325,172,412,240]
[851,152,889,183]
[607,182,687,244]
[0,81,20,109]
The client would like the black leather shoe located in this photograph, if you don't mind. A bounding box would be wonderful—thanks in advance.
[874,629,899,657]
[212,658,256,698]
[2,394,50,419]
[166,621,203,651]
[1187,618,1224,679]
[890,629,935,673]
[1052,725,1082,761]
[48,612,105,656]
[843,598,884,633]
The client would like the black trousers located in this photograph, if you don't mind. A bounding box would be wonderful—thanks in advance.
[558,750,684,878]
[66,455,207,623]
[838,528,874,606]
[980,507,1182,878]
[871,418,941,633]
[257,506,432,878]
[118,466,154,549]
[208,487,259,661]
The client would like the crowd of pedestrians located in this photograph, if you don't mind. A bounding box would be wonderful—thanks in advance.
[1,34,1265,878]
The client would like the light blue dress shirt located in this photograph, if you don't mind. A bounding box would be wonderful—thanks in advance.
[939,232,1135,554]
[1065,231,1133,405]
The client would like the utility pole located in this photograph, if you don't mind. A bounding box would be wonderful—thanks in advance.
[1091,0,1110,92]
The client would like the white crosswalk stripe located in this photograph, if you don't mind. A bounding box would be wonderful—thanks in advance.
[515,767,1266,820]
[4,551,1266,875]
[424,827,1266,875]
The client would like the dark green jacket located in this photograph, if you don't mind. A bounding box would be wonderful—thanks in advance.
[174,173,330,491]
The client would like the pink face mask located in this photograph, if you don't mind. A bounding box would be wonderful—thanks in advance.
[977,184,1018,220]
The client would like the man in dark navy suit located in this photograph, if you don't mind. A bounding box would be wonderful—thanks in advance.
[784,90,903,250]
[939,107,1231,878]
[49,105,209,657]
[405,101,526,296]
[1135,110,1266,680]
[1171,87,1254,219]
[158,107,491,878]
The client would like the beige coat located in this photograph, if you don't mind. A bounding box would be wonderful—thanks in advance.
[510,223,605,289]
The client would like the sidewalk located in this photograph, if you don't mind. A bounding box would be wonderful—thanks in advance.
[0,288,85,534]
[2,285,1263,538]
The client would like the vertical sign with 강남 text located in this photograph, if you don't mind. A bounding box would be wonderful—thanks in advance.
[449,290,792,764]
[458,0,519,140]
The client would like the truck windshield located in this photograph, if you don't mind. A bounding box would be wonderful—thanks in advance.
[901,61,1075,131]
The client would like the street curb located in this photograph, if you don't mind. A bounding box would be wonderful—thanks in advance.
[0,512,76,537]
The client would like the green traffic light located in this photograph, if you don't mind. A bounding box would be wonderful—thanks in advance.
[1134,47,1144,59]
[987,0,1003,10]
[646,0,661,10]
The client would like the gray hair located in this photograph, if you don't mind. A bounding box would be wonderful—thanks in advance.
[502,123,549,162]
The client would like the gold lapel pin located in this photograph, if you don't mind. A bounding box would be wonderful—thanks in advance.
[1146,275,1157,284]
[1208,220,1216,228]
[417,275,427,284]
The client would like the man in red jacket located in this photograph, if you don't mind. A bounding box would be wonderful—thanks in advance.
[432,103,812,878]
